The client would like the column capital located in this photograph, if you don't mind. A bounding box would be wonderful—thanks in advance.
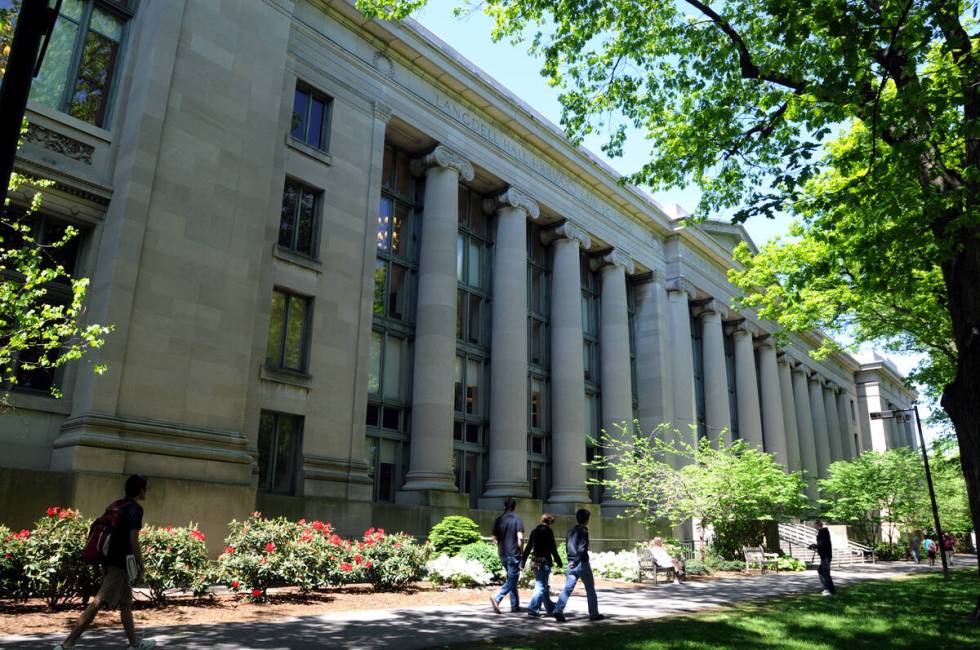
[592,248,636,275]
[692,298,729,319]
[372,101,393,124]
[825,381,839,393]
[792,362,811,377]
[483,186,540,219]
[726,319,760,337]
[410,145,475,181]
[754,333,775,349]
[542,221,591,249]
[808,373,826,387]
[665,275,697,297]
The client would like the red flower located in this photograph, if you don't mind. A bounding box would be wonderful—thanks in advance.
[251,588,263,598]
[365,527,375,537]
[264,543,276,553]
[298,518,306,525]
[224,546,235,555]
[329,534,341,546]
[300,534,313,543]
[251,511,262,518]
[376,528,384,536]
[190,530,206,542]
[364,561,373,569]
[47,507,58,517]
[340,562,353,572]
[58,509,73,519]
[231,580,240,589]
[15,530,29,539]
[393,542,401,549]
[354,554,362,564]
[165,526,174,532]
[312,521,325,532]
[357,541,365,550]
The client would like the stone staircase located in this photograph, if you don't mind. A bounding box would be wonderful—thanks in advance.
[777,522,871,567]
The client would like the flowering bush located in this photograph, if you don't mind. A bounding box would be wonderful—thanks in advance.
[425,554,492,587]
[358,528,430,591]
[140,524,212,604]
[0,525,31,600]
[21,508,100,609]
[458,541,503,581]
[589,550,640,582]
[428,516,482,556]
[217,513,306,601]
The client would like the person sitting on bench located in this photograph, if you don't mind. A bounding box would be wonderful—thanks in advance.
[648,537,686,582]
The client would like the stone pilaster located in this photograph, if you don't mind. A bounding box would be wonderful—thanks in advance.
[666,279,697,461]
[732,323,763,448]
[792,364,819,500]
[823,383,844,462]
[757,340,787,465]
[808,374,832,479]
[696,301,731,446]
[401,146,474,493]
[543,222,592,506]
[777,354,802,472]
[633,272,673,440]
[481,187,539,501]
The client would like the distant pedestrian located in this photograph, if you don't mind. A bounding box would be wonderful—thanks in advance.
[942,532,955,565]
[489,498,524,614]
[54,475,155,650]
[552,509,603,622]
[808,519,836,596]
[924,535,937,566]
[521,513,562,617]
[908,531,921,564]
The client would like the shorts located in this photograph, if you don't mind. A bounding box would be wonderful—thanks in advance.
[927,550,936,559]
[96,565,133,609]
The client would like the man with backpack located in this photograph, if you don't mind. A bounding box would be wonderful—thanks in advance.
[54,474,155,650]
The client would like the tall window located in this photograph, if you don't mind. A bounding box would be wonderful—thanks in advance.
[454,187,491,508]
[29,0,133,128]
[366,143,421,502]
[690,313,707,439]
[290,84,332,151]
[724,330,739,439]
[581,258,602,504]
[265,289,311,373]
[278,179,320,257]
[257,411,303,494]
[627,280,638,418]
[527,223,550,501]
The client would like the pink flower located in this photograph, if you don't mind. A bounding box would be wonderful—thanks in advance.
[251,511,262,518]
[298,518,306,525]
[165,526,174,532]
[264,543,276,553]
[15,530,29,540]
[357,541,365,550]
[58,509,73,519]
[224,546,235,555]
[340,562,353,572]
[354,554,362,564]
[329,534,341,546]
[312,521,325,532]
[364,561,373,569]
[190,530,206,542]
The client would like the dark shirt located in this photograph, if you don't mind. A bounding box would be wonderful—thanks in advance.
[521,524,562,568]
[566,524,590,566]
[492,511,524,559]
[815,527,832,560]
[106,498,144,567]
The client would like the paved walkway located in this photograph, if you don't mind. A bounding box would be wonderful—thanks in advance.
[1,561,956,649]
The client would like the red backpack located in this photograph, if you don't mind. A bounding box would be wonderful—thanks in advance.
[81,500,128,565]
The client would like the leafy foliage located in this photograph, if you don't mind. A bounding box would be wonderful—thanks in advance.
[0,524,31,600]
[458,541,503,580]
[425,554,493,587]
[139,524,211,605]
[20,508,99,609]
[358,528,430,591]
[428,515,482,557]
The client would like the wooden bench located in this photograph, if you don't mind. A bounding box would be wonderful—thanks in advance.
[638,546,676,584]
[743,546,780,574]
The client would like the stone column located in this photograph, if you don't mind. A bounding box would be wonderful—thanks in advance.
[823,383,844,463]
[543,223,592,506]
[757,340,787,465]
[698,302,731,446]
[836,391,855,458]
[667,280,697,458]
[482,188,539,501]
[808,375,832,479]
[597,250,636,508]
[634,273,674,438]
[777,355,802,472]
[792,364,819,500]
[733,324,763,448]
[402,146,474,493]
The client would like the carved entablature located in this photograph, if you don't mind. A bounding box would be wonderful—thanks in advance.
[542,221,591,249]
[24,124,94,165]
[483,186,540,220]
[410,145,474,181]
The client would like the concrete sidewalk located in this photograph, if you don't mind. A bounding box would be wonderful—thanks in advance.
[0,561,951,650]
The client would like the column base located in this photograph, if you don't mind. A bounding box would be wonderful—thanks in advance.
[400,470,457,493]
[480,479,531,501]
[396,489,470,508]
[544,499,593,515]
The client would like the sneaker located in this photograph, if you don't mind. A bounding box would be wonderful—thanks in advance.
[821,590,832,597]
[552,612,567,622]
[511,606,522,613]
[128,640,156,649]
[489,596,501,614]
[527,611,540,618]
[589,614,606,621]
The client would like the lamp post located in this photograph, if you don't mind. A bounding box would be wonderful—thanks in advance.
[870,405,949,580]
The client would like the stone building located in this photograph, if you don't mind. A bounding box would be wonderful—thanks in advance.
[0,0,916,547]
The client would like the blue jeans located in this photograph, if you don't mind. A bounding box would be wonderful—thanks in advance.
[527,562,554,614]
[554,560,599,618]
[495,555,521,610]
[818,557,836,594]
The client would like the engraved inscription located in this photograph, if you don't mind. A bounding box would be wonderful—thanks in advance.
[24,124,94,165]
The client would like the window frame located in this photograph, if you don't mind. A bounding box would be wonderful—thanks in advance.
[257,410,303,495]
[290,83,333,152]
[278,177,322,259]
[265,287,313,374]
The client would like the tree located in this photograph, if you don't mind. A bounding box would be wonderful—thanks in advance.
[357,0,980,585]
[930,439,975,538]
[588,423,809,560]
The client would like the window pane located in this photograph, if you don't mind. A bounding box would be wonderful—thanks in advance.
[466,359,479,414]
[395,151,411,197]
[272,415,299,494]
[581,295,590,333]
[466,424,479,443]
[283,295,308,371]
[69,27,120,126]
[469,196,485,236]
[467,240,480,287]
[366,404,380,427]
[291,88,309,141]
[456,289,464,340]
[383,336,402,399]
[456,233,465,281]
[307,97,325,149]
[583,341,591,379]
[279,180,298,248]
[257,412,276,492]
[89,6,124,41]
[61,0,85,20]
[454,356,464,412]
[378,462,395,501]
[373,259,386,315]
[381,146,394,189]
[458,186,467,224]
[265,291,286,366]
[377,198,393,251]
[531,321,543,365]
[382,407,400,429]
[388,264,406,320]
[29,17,78,111]
[530,380,541,429]
[468,294,481,345]
[296,188,316,255]
[454,421,463,441]
[368,332,382,394]
[391,204,409,257]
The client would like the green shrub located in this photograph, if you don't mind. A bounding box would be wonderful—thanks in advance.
[459,541,503,580]
[217,512,306,601]
[140,524,212,605]
[873,543,903,561]
[359,528,430,591]
[428,516,482,556]
[0,525,31,601]
[777,556,807,571]
[684,559,711,575]
[288,519,362,591]
[22,507,100,609]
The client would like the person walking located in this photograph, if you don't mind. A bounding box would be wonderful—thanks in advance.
[552,509,603,622]
[908,531,921,564]
[808,519,836,596]
[942,532,955,566]
[489,497,524,614]
[520,514,562,617]
[54,475,155,650]
[924,535,937,566]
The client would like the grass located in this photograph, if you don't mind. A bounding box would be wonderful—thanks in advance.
[467,570,980,649]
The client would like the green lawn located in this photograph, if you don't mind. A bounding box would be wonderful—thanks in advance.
[469,570,980,649]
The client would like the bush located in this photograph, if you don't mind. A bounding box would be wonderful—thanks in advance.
[287,519,363,591]
[428,516,482,556]
[140,524,211,605]
[359,528,430,591]
[589,550,640,582]
[217,512,306,601]
[21,507,100,609]
[426,554,493,587]
[873,543,904,561]
[458,541,503,581]
[777,556,806,571]
[712,520,766,561]
[685,559,711,575]
[0,525,31,601]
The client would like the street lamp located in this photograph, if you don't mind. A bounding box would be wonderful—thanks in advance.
[870,405,949,580]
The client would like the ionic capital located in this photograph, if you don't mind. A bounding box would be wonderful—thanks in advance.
[754,333,775,350]
[808,373,826,387]
[665,276,698,298]
[410,145,475,181]
[542,221,591,249]
[825,381,839,393]
[692,299,729,320]
[373,101,393,124]
[483,186,540,220]
[593,248,636,275]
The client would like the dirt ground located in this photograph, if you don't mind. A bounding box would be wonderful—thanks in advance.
[0,572,752,636]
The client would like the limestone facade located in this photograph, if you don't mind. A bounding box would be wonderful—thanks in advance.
[0,0,916,546]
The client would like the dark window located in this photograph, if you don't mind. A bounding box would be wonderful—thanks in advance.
[29,0,133,128]
[265,289,311,372]
[723,330,739,439]
[257,411,303,494]
[582,260,602,503]
[690,313,707,439]
[290,84,332,150]
[278,179,320,257]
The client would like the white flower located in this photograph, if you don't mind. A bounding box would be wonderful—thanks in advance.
[589,550,640,582]
[426,554,493,587]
